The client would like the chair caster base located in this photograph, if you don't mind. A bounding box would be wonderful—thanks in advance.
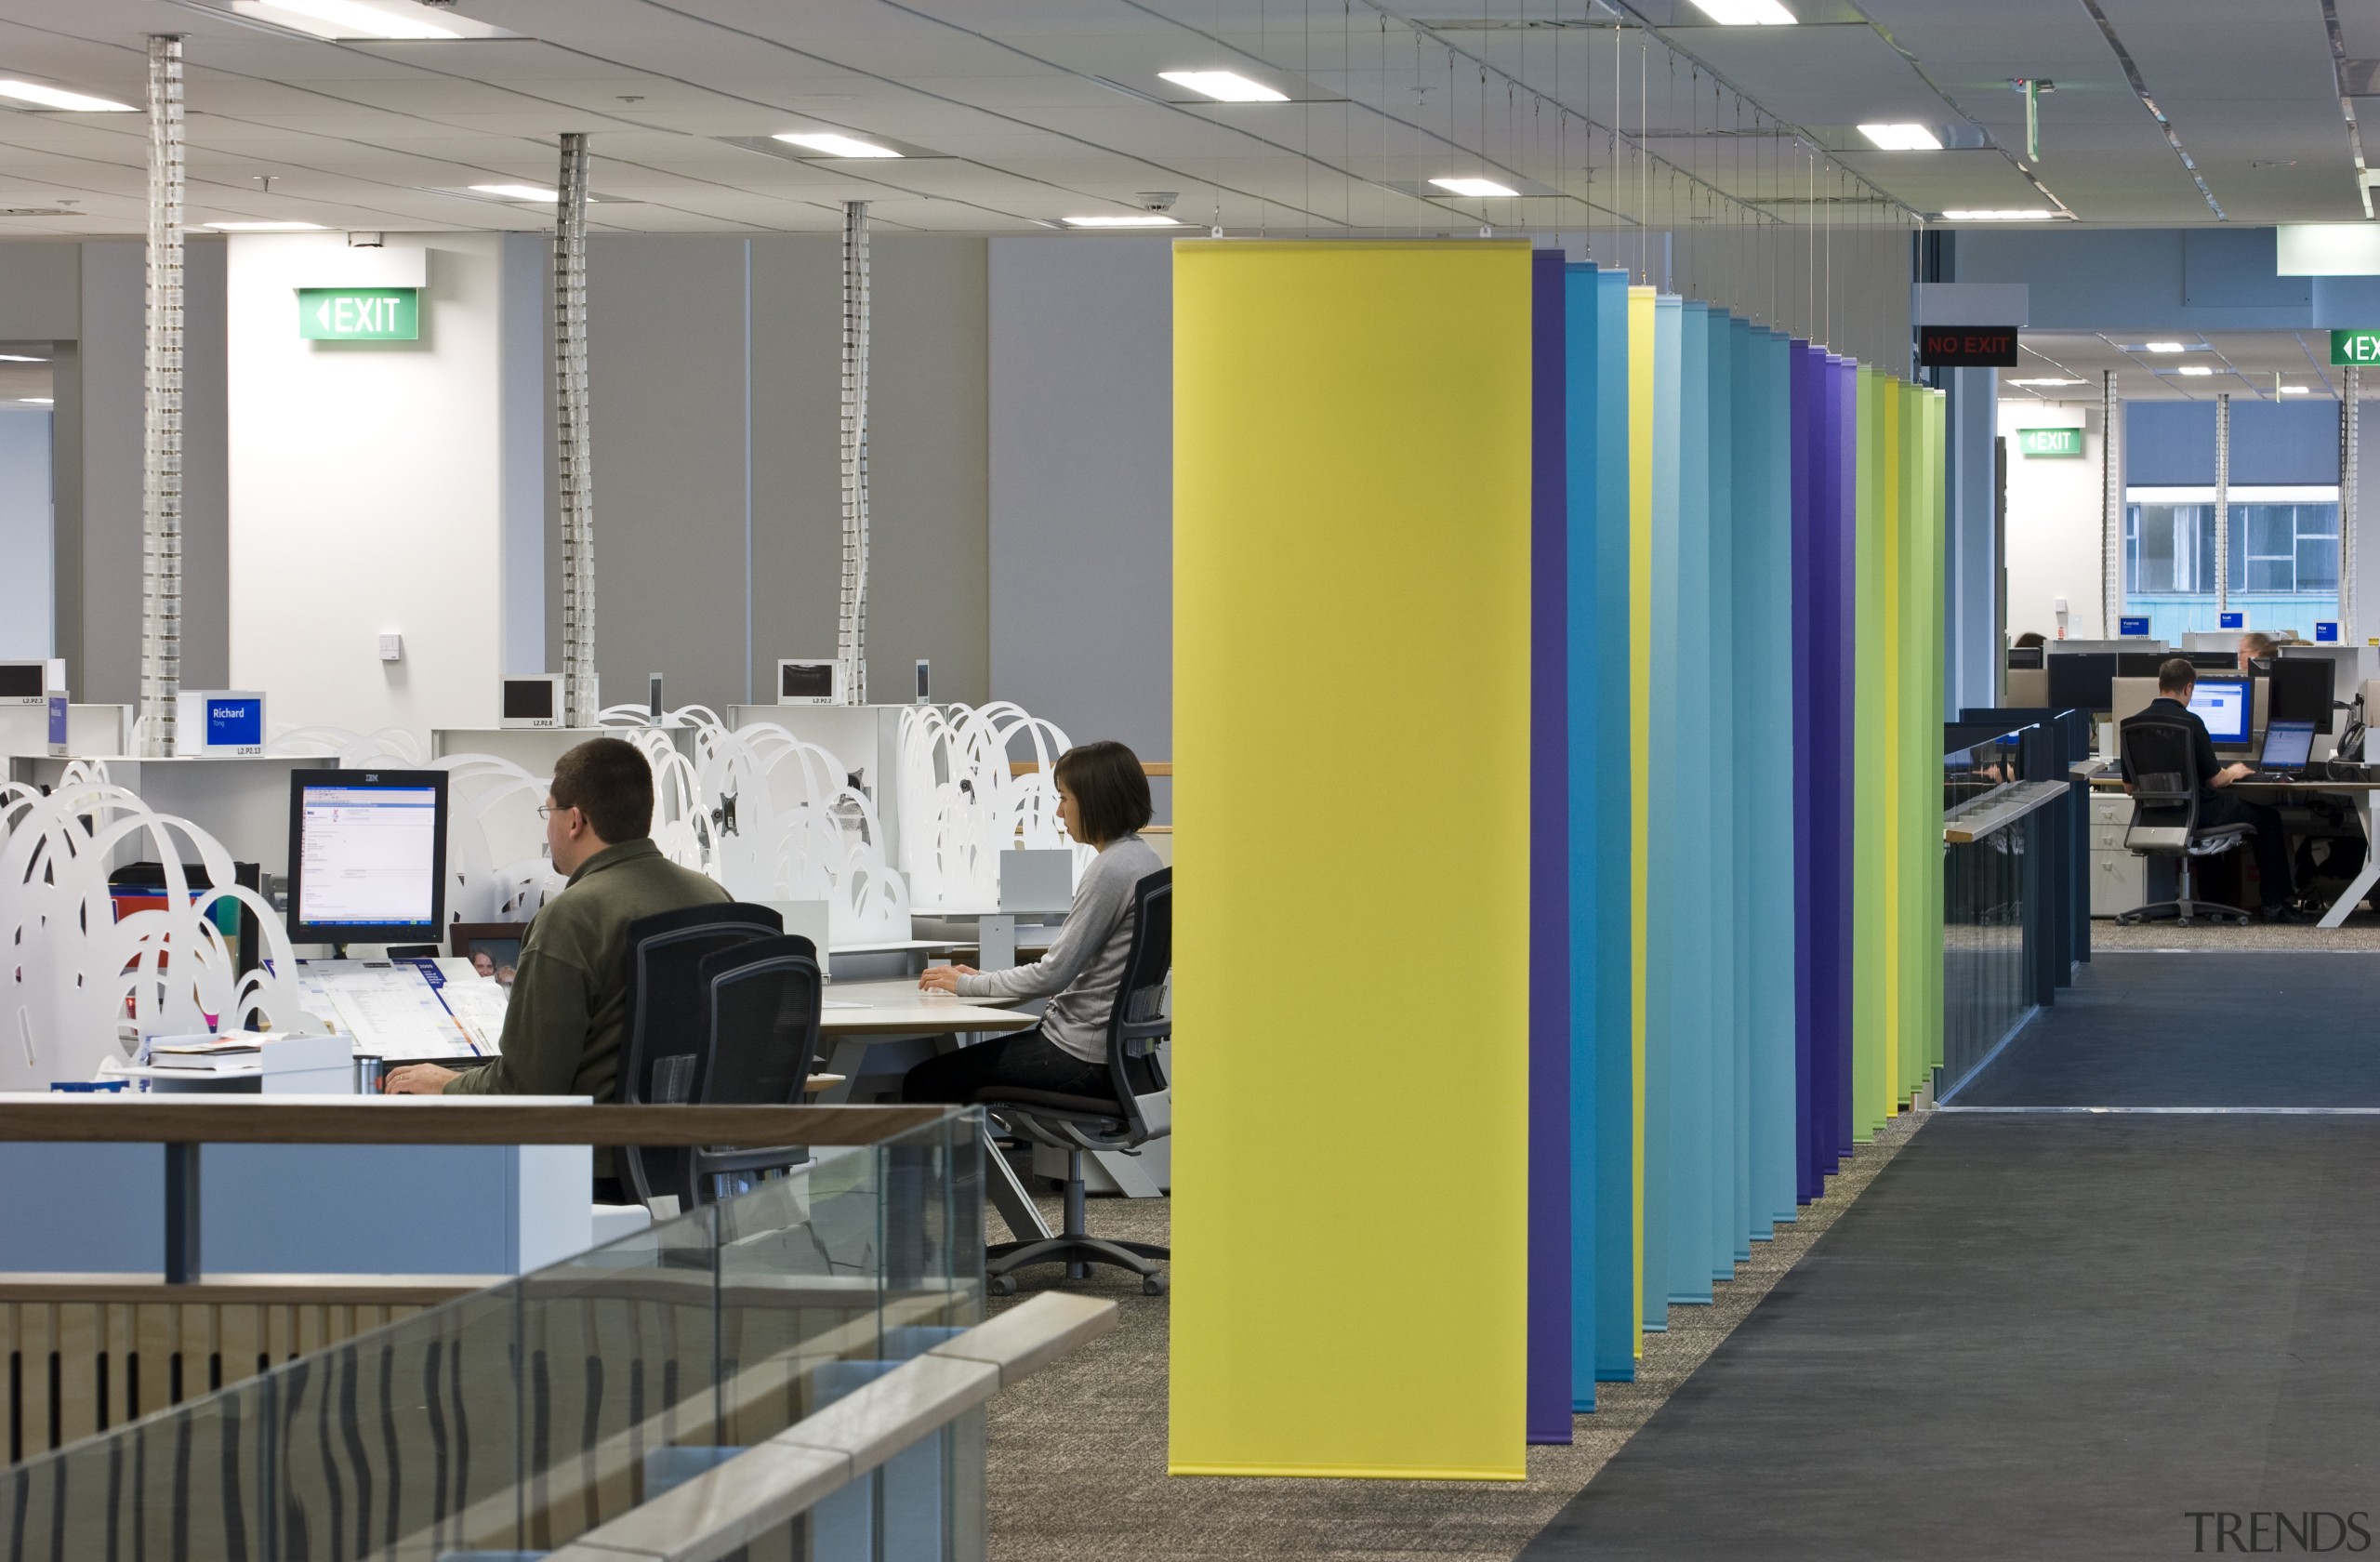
[990,1274,1017,1297]
[986,1235,1170,1292]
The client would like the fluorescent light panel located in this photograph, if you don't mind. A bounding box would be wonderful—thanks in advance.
[1858,123,1942,151]
[246,0,461,39]
[2144,341,2189,352]
[2007,377,2083,387]
[1159,70,1289,102]
[2175,365,2217,377]
[773,131,901,158]
[1684,0,1796,21]
[2279,385,2313,394]
[0,354,46,363]
[205,220,328,232]
[0,80,135,113]
[1061,214,1181,228]
[19,397,51,404]
[1431,177,1520,198]
[472,183,561,202]
[1940,208,2058,221]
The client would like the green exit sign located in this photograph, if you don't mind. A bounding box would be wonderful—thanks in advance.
[2016,427,2084,457]
[298,287,418,340]
[2332,329,2380,365]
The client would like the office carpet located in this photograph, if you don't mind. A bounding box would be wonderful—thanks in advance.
[1516,1112,2380,1562]
[979,1110,1922,1562]
[1948,948,2380,1105]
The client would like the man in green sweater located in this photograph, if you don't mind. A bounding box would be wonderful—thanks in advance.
[383,738,730,1164]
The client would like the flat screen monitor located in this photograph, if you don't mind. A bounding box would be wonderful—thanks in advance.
[2184,651,2239,671]
[498,674,562,729]
[0,660,43,704]
[2007,645,2044,669]
[2188,675,2253,748]
[2116,651,2166,678]
[285,769,449,945]
[2268,655,2337,734]
[777,658,840,705]
[2046,652,2118,715]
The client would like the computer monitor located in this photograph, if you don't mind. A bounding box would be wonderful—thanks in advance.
[777,657,840,705]
[2007,645,2044,669]
[2188,675,2253,748]
[2116,651,2166,679]
[2046,652,2119,715]
[2259,719,2316,771]
[2268,655,2337,734]
[0,660,43,705]
[498,674,562,729]
[285,769,449,946]
[2184,650,2239,671]
[173,690,265,757]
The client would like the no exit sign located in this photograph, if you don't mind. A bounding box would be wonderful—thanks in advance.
[1917,325,2019,367]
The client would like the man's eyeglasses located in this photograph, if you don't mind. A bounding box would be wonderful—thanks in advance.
[538,802,571,820]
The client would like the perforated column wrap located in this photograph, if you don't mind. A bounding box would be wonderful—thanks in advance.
[2346,366,2360,641]
[2215,391,2231,617]
[838,200,871,704]
[554,133,596,726]
[139,35,184,758]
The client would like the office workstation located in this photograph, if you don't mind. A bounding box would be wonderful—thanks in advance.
[7,5,2380,1559]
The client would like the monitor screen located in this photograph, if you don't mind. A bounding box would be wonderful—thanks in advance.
[286,770,448,942]
[2260,720,2316,770]
[2007,645,2043,669]
[2184,651,2239,671]
[2116,651,2166,679]
[780,661,835,700]
[2188,676,2253,747]
[2268,655,2337,734]
[2046,652,2118,715]
[0,662,42,700]
[501,678,556,721]
[204,697,263,749]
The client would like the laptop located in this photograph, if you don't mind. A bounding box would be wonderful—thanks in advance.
[2252,719,2316,779]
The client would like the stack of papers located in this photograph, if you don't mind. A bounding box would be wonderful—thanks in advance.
[148,1038,264,1074]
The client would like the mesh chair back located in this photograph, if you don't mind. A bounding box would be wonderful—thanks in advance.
[1105,869,1172,1139]
[2121,721,2202,853]
[678,934,824,1206]
[615,902,781,1203]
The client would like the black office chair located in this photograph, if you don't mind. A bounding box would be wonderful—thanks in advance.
[975,869,1172,1296]
[669,935,825,1209]
[616,903,783,1206]
[2117,721,2254,926]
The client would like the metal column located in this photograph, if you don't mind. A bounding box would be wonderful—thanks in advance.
[2101,369,2121,639]
[554,133,597,726]
[837,199,871,705]
[2215,391,2231,619]
[139,35,185,758]
[2346,366,2360,643]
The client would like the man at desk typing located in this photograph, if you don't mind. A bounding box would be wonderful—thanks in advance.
[2122,657,2301,922]
[381,739,731,1140]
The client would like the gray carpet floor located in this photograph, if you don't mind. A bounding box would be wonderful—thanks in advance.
[1517,1111,2380,1561]
[983,1113,1924,1562]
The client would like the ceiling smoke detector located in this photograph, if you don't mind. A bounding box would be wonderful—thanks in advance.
[1135,192,1180,212]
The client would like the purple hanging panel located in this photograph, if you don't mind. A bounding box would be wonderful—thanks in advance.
[1527,249,1573,1445]
[1788,340,1820,1204]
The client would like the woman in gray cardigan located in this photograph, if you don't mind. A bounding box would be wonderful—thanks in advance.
[902,740,1161,1104]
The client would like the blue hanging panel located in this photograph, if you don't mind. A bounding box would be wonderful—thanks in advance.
[1640,293,1682,1332]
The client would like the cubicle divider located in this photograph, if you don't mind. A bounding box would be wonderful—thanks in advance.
[1168,247,1945,1478]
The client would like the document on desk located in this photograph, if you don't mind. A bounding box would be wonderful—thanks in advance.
[439,977,511,1052]
[304,965,483,1059]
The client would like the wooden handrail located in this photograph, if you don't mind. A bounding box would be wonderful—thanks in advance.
[0,1100,950,1146]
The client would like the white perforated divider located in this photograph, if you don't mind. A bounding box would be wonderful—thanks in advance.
[896,702,1090,914]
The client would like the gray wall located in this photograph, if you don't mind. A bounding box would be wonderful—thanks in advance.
[77,241,142,706]
[986,236,1171,762]
[588,232,991,714]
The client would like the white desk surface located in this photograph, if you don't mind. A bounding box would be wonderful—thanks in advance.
[818,979,1038,1036]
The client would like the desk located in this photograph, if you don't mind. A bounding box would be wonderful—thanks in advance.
[2091,774,2380,927]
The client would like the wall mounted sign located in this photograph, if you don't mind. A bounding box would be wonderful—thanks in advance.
[298,287,418,340]
[2119,616,2150,637]
[2016,427,2085,457]
[1916,325,2018,367]
[2331,330,2380,365]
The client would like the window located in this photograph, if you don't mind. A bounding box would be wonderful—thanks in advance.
[2122,498,2338,596]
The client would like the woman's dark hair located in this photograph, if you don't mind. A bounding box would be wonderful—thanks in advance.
[1051,740,1153,848]
[550,736,655,844]
[2012,631,2047,650]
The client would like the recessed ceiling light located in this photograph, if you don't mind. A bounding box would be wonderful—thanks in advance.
[1158,70,1289,102]
[245,0,461,39]
[19,397,51,405]
[2279,384,2314,395]
[2175,365,2217,377]
[1858,123,1942,152]
[205,220,329,232]
[772,131,902,158]
[0,354,46,364]
[2006,377,2084,387]
[1939,208,2059,221]
[0,80,135,113]
[2143,341,2188,353]
[1684,0,1796,21]
[1061,214,1182,228]
[1431,177,1520,198]
[472,183,562,203]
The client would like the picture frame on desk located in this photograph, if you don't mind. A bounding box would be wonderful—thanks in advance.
[450,922,527,988]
